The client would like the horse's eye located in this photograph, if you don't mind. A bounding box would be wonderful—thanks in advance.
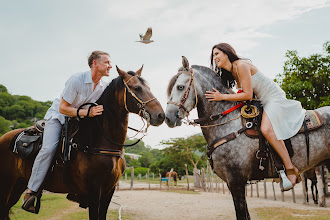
[177,85,184,90]
[134,86,142,91]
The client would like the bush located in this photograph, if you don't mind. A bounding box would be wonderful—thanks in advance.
[124,167,149,177]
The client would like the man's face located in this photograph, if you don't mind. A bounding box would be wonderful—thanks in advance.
[95,55,112,76]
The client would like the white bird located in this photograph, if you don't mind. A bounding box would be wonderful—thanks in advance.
[136,27,154,44]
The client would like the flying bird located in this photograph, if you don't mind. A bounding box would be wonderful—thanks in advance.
[136,27,154,44]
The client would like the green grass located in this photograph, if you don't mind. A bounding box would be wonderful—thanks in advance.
[254,207,330,220]
[121,176,195,186]
[9,193,125,220]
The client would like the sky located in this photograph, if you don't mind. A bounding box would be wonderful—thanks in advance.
[1,0,329,149]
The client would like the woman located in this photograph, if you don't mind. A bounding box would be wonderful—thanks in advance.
[205,43,305,189]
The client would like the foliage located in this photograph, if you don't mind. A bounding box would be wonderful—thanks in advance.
[275,41,330,109]
[0,84,51,136]
[124,138,163,170]
[0,116,11,135]
[159,134,208,176]
[124,167,149,177]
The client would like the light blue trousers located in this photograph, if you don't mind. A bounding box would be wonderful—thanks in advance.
[28,118,62,192]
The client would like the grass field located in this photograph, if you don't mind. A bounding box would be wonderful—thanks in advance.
[9,194,122,220]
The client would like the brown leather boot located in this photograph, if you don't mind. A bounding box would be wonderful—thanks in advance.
[22,193,37,213]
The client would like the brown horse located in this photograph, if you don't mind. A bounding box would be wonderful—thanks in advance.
[0,66,165,220]
[165,171,178,186]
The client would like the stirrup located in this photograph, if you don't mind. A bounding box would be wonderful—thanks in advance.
[278,170,293,192]
[22,193,37,214]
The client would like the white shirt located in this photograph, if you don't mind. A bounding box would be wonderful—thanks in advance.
[44,70,106,124]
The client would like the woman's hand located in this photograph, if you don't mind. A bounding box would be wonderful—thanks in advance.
[205,88,224,101]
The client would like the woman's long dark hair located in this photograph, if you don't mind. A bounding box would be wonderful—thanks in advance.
[210,43,240,88]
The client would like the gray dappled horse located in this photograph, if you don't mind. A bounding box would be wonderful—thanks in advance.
[165,56,330,220]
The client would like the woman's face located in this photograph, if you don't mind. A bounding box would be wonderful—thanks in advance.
[213,48,228,68]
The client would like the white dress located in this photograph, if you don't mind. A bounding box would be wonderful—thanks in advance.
[251,71,305,140]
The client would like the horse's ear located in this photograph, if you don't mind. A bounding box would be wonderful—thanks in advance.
[182,56,189,71]
[116,66,128,78]
[136,65,144,76]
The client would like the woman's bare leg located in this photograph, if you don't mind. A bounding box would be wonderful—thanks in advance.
[260,112,297,185]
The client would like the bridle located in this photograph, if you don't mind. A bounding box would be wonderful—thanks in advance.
[123,75,157,124]
[167,68,198,116]
[77,75,158,147]
[167,68,254,128]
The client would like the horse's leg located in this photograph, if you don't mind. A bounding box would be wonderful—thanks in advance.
[228,182,250,220]
[7,178,27,211]
[315,166,325,207]
[312,180,318,204]
[0,176,17,220]
[99,187,115,220]
[87,185,101,220]
[305,178,309,203]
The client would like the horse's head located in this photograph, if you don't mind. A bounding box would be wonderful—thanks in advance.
[165,56,197,128]
[116,66,165,126]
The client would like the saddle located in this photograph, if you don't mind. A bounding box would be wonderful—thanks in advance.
[11,121,45,160]
[242,109,323,138]
[10,118,80,161]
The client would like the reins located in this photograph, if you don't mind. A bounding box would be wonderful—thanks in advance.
[169,68,259,128]
[76,75,158,148]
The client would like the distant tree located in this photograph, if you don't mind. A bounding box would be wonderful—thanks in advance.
[275,41,330,109]
[0,116,11,136]
[138,151,155,167]
[160,134,207,183]
[0,84,8,93]
[3,105,26,120]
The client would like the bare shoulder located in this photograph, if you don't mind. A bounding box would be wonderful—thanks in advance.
[237,60,258,75]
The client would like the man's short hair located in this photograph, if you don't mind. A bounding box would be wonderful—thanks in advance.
[88,51,110,67]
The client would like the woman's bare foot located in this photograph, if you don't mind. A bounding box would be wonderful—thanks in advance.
[286,166,300,185]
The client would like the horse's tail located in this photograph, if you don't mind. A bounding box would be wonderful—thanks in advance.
[174,173,177,182]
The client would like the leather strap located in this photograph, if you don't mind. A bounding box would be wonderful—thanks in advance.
[303,118,310,166]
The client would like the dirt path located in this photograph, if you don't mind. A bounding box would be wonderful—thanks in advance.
[108,190,330,220]
[107,180,330,220]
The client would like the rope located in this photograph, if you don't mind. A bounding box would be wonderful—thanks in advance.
[186,104,259,128]
[241,105,259,118]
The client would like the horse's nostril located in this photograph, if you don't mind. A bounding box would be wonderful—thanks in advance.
[158,112,165,121]
[165,116,170,124]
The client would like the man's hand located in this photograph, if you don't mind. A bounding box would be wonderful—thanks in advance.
[89,105,104,117]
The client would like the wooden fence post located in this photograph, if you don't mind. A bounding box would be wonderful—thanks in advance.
[292,187,296,203]
[250,183,253,197]
[263,179,267,199]
[167,168,173,190]
[201,168,206,192]
[256,181,259,197]
[301,174,307,204]
[222,179,225,194]
[184,164,189,190]
[272,181,276,200]
[215,176,218,193]
[148,168,150,190]
[130,166,134,190]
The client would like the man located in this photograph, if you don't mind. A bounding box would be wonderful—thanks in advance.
[22,51,112,211]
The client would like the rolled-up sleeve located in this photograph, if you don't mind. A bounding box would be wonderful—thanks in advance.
[61,76,78,104]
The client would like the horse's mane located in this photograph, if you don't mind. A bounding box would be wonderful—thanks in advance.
[167,65,234,97]
[98,71,147,107]
[79,71,147,148]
